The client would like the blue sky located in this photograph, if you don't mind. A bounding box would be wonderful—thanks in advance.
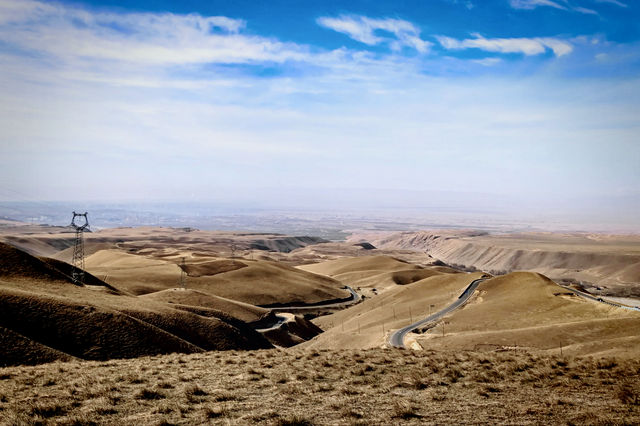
[0,0,639,229]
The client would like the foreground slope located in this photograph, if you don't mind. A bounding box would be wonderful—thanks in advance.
[1,349,638,425]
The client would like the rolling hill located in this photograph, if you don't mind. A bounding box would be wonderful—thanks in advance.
[0,242,273,366]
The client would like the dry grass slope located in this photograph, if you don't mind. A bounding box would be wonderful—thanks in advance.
[0,244,274,366]
[414,272,640,358]
[0,348,638,425]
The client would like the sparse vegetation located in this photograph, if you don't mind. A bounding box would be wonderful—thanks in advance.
[0,349,638,424]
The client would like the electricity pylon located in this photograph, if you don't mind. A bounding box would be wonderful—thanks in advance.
[179,257,187,289]
[70,211,89,285]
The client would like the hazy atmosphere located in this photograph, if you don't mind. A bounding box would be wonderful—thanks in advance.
[1,0,639,231]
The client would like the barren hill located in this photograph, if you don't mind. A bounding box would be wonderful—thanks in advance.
[85,249,348,306]
[355,230,640,297]
[140,288,271,324]
[413,271,640,358]
[0,243,273,366]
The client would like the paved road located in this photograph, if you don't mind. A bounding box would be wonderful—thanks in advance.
[558,284,640,312]
[255,286,361,332]
[268,286,361,312]
[255,314,288,332]
[388,278,485,348]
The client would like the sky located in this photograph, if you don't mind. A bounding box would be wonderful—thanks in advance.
[0,0,639,228]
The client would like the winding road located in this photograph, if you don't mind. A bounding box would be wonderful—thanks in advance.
[254,286,362,332]
[389,278,486,348]
[557,284,640,312]
[268,285,361,312]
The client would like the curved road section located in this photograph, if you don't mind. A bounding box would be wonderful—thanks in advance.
[558,285,640,312]
[389,278,485,349]
[269,286,361,312]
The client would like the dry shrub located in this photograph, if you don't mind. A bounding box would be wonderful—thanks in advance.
[432,389,447,401]
[185,384,208,404]
[273,372,288,384]
[445,366,464,383]
[343,407,364,419]
[397,370,430,390]
[30,401,68,418]
[126,374,145,384]
[94,406,118,415]
[277,414,315,425]
[185,384,208,397]
[392,401,422,419]
[153,403,174,414]
[618,383,639,406]
[63,415,99,426]
[205,404,230,419]
[484,385,502,393]
[597,359,618,370]
[136,388,165,400]
[211,389,236,402]
[314,383,334,392]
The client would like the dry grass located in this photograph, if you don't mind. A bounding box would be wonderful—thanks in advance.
[1,348,639,425]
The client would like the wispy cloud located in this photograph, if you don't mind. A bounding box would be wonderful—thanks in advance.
[437,33,573,56]
[472,57,503,66]
[509,0,610,14]
[317,15,432,53]
[593,0,627,7]
[0,0,309,66]
[509,0,568,10]
[573,6,599,14]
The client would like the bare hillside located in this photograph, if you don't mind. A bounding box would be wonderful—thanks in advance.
[413,272,640,358]
[356,230,640,297]
[0,243,273,366]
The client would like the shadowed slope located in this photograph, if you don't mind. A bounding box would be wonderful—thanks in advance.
[0,242,73,282]
[0,326,77,366]
[0,244,274,366]
[0,287,203,361]
[140,288,270,324]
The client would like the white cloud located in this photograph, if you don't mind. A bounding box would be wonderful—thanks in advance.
[509,0,568,10]
[437,33,573,57]
[0,0,308,65]
[509,0,614,14]
[593,0,627,7]
[573,6,599,14]
[472,57,503,66]
[317,15,432,53]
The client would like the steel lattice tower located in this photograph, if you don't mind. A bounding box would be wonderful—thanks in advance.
[70,211,89,285]
[179,257,187,289]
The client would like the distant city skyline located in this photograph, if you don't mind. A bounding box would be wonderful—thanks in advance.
[0,0,638,229]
